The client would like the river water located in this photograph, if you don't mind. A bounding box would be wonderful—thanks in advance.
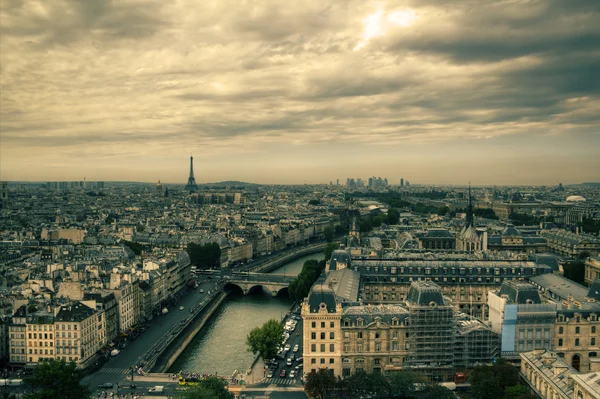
[169,251,325,375]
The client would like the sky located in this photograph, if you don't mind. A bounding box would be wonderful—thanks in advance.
[1,0,599,185]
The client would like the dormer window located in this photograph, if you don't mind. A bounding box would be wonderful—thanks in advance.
[344,319,351,327]
[357,318,364,327]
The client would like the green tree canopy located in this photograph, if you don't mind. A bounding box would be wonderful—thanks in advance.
[305,369,337,399]
[470,365,504,399]
[186,242,222,269]
[387,371,421,398]
[176,377,234,399]
[246,319,284,361]
[289,259,325,301]
[387,208,400,225]
[323,226,334,242]
[418,384,455,399]
[24,359,90,399]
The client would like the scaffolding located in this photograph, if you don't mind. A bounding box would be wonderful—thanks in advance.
[455,317,501,368]
[405,282,456,381]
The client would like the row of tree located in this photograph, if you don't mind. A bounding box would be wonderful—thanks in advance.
[288,258,326,301]
[19,358,235,399]
[305,360,536,399]
[305,369,454,399]
[186,242,222,269]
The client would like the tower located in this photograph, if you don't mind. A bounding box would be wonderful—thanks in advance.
[185,156,198,192]
[466,183,474,228]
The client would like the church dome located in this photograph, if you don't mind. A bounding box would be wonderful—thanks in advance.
[566,195,586,202]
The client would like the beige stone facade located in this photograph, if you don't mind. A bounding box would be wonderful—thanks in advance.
[554,312,600,372]
[585,256,600,284]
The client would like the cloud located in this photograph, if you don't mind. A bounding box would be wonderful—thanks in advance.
[1,0,599,183]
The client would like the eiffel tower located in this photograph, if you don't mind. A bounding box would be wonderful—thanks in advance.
[185,155,198,192]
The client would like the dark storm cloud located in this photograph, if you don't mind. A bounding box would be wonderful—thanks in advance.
[1,0,599,183]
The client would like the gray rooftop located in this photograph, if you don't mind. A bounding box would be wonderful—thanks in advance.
[324,268,360,303]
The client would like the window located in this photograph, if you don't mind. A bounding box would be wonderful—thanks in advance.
[357,319,364,327]
[559,327,564,334]
[575,338,580,346]
[311,358,316,364]
[375,343,381,352]
[344,319,350,327]
[321,332,325,340]
[311,332,316,339]
[357,332,363,339]
[357,344,363,352]
[576,327,580,334]
[392,331,398,339]
[320,358,325,364]
[311,344,316,352]
[593,326,596,334]
[320,344,325,352]
[392,342,398,351]
[321,322,325,328]
[329,358,334,364]
[330,344,335,352]
[592,338,596,345]
[344,332,349,339]
[375,332,380,339]
[312,322,316,328]
[330,332,334,340]
[558,339,563,346]
[330,322,335,328]
[344,344,350,352]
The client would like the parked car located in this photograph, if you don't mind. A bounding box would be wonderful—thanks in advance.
[289,370,296,378]
[286,358,293,366]
[267,370,274,378]
[293,344,299,353]
[179,306,184,311]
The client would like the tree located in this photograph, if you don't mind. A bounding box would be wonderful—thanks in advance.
[323,226,334,242]
[563,261,586,284]
[503,385,537,399]
[24,359,90,399]
[324,242,338,261]
[305,369,337,399]
[388,371,420,398]
[418,384,455,399]
[246,319,284,361]
[177,377,234,399]
[470,366,503,399]
[186,242,222,269]
[387,208,400,225]
[342,370,374,398]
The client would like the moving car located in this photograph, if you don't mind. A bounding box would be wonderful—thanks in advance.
[289,370,296,378]
[293,344,299,353]
[279,369,286,378]
[149,386,164,393]
[266,370,274,378]
[179,306,184,311]
[286,358,293,366]
[199,289,204,293]
[110,349,120,357]
[284,344,291,351]
[98,383,113,389]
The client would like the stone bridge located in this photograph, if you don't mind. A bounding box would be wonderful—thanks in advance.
[225,273,295,297]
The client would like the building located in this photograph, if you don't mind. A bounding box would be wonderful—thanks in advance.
[54,302,100,366]
[82,291,119,343]
[8,305,27,368]
[488,280,556,358]
[585,256,600,284]
[541,230,600,260]
[302,274,499,380]
[413,229,456,250]
[520,349,575,399]
[487,224,547,254]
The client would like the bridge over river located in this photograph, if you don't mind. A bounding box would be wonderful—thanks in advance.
[226,272,295,296]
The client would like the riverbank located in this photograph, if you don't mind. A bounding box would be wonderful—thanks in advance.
[151,290,230,372]
[152,246,325,376]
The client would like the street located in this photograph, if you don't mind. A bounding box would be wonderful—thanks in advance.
[83,278,219,391]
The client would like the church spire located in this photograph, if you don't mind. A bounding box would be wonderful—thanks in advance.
[466,182,474,228]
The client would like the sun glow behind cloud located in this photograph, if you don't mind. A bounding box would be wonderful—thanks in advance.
[354,6,416,51]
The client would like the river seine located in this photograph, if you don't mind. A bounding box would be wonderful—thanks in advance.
[168,251,325,376]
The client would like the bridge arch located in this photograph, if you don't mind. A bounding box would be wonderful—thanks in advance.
[274,286,289,298]
[247,284,273,296]
[224,282,244,295]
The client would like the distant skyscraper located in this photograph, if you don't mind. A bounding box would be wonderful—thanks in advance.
[400,178,404,187]
[185,156,198,192]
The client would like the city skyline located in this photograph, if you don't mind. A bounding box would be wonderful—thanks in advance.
[1,0,600,185]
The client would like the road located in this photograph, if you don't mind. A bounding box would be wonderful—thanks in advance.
[83,278,220,392]
[252,309,304,388]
